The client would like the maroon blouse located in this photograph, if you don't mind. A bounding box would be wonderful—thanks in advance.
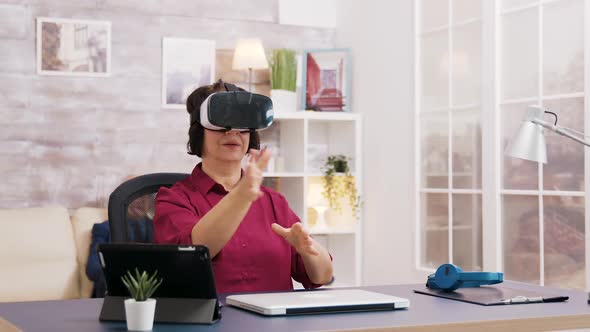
[153,163,322,294]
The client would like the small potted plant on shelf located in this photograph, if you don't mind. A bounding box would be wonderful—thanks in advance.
[121,269,163,331]
[321,154,362,220]
[270,48,297,113]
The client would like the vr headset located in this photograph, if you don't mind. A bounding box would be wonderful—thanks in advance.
[190,83,274,132]
[426,263,503,292]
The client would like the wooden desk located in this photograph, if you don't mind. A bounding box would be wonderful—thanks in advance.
[1,282,589,332]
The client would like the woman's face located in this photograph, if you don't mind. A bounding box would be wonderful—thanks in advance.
[202,129,250,162]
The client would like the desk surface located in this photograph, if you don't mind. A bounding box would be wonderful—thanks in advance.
[1,281,590,332]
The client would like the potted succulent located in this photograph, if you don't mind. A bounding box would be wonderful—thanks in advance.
[321,154,362,220]
[121,269,163,331]
[270,48,298,113]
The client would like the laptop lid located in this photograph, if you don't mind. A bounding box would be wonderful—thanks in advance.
[226,289,410,316]
[97,243,217,299]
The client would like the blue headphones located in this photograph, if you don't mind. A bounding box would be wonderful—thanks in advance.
[426,263,503,292]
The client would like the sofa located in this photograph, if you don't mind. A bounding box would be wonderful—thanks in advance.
[0,206,107,302]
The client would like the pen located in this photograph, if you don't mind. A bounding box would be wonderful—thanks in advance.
[543,296,568,303]
[501,295,568,304]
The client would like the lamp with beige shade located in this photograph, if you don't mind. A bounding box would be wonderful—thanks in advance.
[232,38,269,92]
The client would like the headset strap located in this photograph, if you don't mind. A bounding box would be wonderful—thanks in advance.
[190,108,199,126]
[224,83,239,92]
[460,280,484,287]
[460,272,503,284]
[190,111,197,125]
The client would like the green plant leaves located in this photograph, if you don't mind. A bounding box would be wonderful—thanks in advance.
[321,155,362,219]
[270,49,297,92]
[120,268,163,302]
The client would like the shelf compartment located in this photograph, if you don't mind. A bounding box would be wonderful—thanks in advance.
[306,120,357,174]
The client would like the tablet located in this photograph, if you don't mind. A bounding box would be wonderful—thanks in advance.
[97,243,218,299]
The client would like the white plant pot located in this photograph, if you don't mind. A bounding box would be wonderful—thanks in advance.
[270,89,297,114]
[124,298,156,331]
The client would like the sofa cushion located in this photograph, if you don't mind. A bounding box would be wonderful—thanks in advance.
[0,207,80,302]
[71,207,107,298]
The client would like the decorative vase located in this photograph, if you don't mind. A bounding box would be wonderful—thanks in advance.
[270,89,297,114]
[124,298,156,331]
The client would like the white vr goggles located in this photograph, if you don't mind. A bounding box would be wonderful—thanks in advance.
[190,83,274,132]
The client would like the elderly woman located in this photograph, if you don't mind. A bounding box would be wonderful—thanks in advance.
[153,80,333,294]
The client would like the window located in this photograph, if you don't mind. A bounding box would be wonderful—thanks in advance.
[416,0,483,271]
[416,0,586,290]
[74,24,88,49]
[499,0,585,289]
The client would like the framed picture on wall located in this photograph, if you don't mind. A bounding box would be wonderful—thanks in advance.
[302,48,351,112]
[36,17,111,77]
[162,37,216,109]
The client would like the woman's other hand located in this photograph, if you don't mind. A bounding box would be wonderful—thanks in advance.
[271,222,320,257]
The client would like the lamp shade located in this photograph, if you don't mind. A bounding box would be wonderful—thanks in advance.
[504,106,547,164]
[232,38,269,70]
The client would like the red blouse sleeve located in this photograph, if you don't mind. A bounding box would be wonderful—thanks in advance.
[153,186,199,245]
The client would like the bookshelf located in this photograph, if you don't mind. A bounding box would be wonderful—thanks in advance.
[260,111,362,287]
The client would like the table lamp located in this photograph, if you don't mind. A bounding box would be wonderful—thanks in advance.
[308,183,329,232]
[505,104,590,303]
[232,38,269,91]
[505,105,590,163]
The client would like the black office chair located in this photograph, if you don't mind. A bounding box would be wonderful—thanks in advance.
[108,173,189,243]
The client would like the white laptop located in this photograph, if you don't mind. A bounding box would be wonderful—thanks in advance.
[225,289,410,316]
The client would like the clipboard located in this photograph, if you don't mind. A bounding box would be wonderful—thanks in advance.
[414,285,568,306]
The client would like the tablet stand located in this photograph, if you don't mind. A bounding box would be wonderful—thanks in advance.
[99,296,221,324]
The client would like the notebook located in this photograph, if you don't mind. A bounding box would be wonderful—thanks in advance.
[226,289,410,316]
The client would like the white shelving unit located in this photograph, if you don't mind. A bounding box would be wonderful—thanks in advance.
[260,111,363,287]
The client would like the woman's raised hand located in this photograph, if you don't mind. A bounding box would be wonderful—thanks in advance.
[236,148,272,203]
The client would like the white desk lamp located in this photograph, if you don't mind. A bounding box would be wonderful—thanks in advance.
[232,38,269,92]
[505,105,589,301]
[505,105,590,163]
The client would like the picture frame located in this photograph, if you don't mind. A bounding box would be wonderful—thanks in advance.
[301,48,351,112]
[36,17,111,77]
[162,37,216,109]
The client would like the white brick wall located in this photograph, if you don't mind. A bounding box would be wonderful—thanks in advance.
[0,0,335,209]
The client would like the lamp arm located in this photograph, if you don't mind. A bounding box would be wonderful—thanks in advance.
[561,126,590,138]
[531,118,590,148]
